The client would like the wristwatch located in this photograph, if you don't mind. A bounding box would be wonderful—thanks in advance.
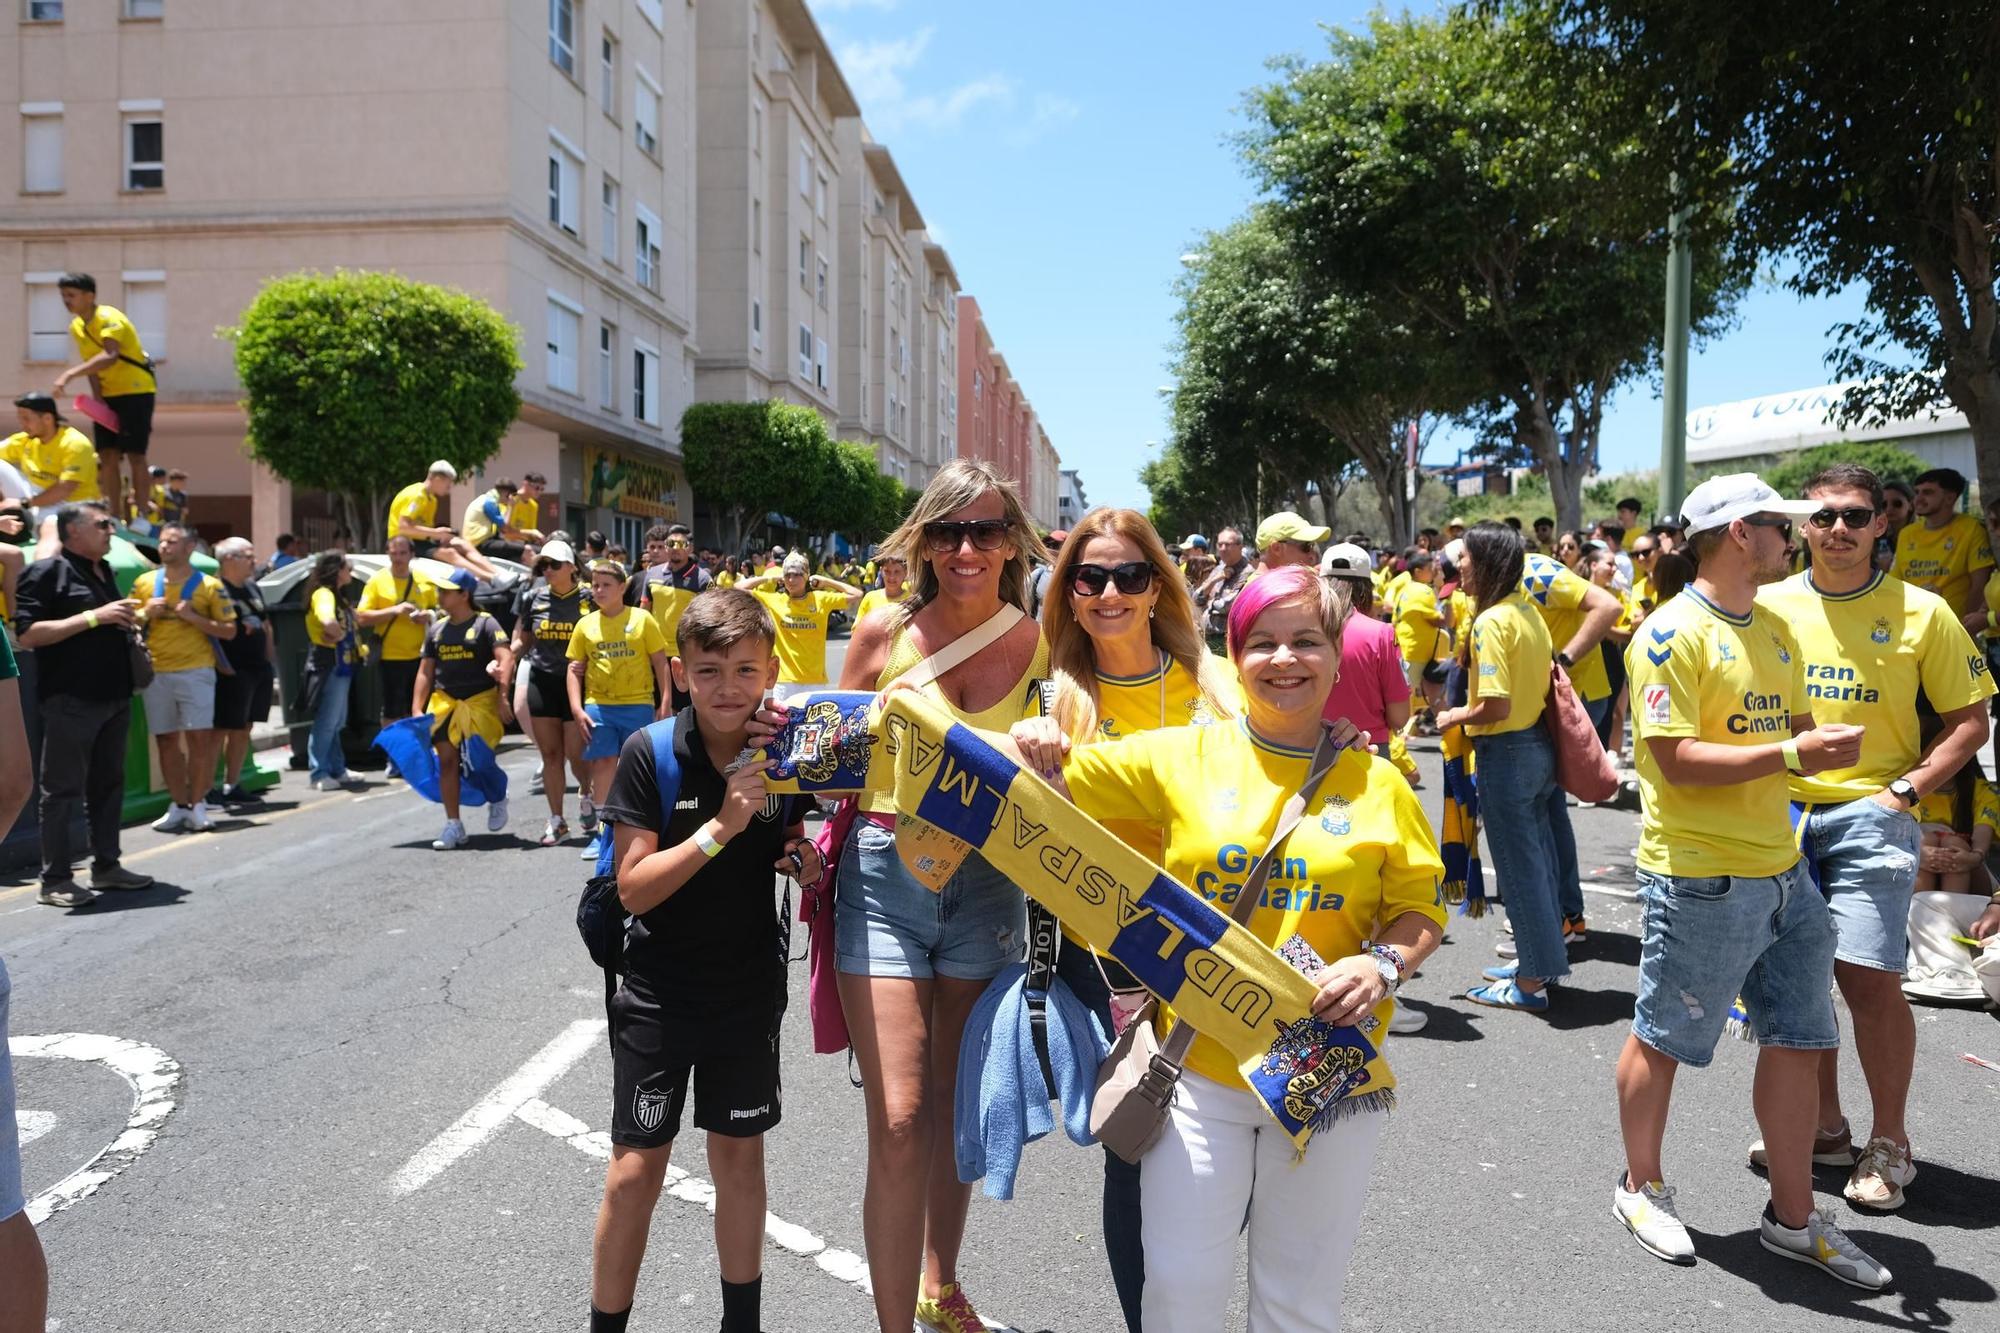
[1367,950,1403,995]
[1888,778,1919,808]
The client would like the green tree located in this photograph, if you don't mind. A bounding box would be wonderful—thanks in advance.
[1550,0,2000,500]
[681,400,832,553]
[1244,10,1747,532]
[227,270,521,546]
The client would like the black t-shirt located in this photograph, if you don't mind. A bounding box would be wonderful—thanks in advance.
[519,582,593,676]
[602,706,802,1000]
[13,550,132,702]
[423,612,501,699]
[218,579,271,672]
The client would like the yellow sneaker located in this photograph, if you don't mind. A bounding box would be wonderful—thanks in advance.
[915,1280,987,1333]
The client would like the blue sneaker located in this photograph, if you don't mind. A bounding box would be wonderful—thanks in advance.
[1464,980,1551,1011]
[580,828,605,861]
[1482,961,1522,982]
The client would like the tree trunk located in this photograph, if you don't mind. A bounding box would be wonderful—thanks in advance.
[1962,371,2000,506]
[1517,393,1585,532]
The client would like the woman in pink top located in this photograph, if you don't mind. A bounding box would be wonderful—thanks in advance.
[1318,544,1412,754]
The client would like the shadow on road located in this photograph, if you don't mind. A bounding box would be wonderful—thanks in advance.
[1568,930,1642,969]
[1541,984,1635,1031]
[81,881,190,913]
[1399,998,1484,1043]
[1686,1222,1996,1329]
[386,833,540,852]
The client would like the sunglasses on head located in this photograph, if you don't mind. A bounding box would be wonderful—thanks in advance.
[923,519,1015,553]
[1742,515,1794,543]
[1807,507,1875,531]
[1071,561,1155,597]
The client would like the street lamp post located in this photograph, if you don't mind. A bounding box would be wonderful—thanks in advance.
[1659,183,1694,520]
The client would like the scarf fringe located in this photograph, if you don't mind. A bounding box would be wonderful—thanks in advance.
[1724,996,1757,1044]
[1293,1089,1398,1163]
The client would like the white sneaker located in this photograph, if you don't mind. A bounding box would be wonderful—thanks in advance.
[1845,1137,1917,1211]
[151,804,188,832]
[486,798,509,834]
[1760,1205,1892,1290]
[311,777,344,792]
[578,798,598,834]
[1614,1174,1695,1265]
[1495,935,1518,959]
[432,819,467,851]
[186,801,214,832]
[1388,1003,1428,1035]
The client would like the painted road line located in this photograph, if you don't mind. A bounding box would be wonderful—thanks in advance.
[1473,864,1640,901]
[16,1108,56,1147]
[10,1032,182,1226]
[389,1018,607,1195]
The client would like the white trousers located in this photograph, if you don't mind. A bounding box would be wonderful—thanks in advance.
[1139,1071,1384,1333]
[1906,891,2000,1005]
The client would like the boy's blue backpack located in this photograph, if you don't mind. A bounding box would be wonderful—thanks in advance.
[576,718,681,1023]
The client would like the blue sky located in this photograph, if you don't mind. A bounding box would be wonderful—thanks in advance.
[807,0,1875,510]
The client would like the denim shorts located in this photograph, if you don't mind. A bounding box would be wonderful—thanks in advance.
[835,817,1025,981]
[1631,862,1839,1067]
[583,702,654,761]
[1800,796,1923,972]
[1,957,24,1223]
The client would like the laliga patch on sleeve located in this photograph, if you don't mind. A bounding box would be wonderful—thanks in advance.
[1642,683,1671,727]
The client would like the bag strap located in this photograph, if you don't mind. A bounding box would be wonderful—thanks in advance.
[1156,723,1344,1065]
[893,604,1025,692]
[649,716,682,830]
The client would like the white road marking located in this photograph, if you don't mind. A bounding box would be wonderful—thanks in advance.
[8,1033,182,1226]
[16,1108,56,1147]
[388,1019,606,1195]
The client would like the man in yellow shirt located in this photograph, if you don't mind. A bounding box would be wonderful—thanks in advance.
[385,460,499,581]
[356,535,440,758]
[852,554,910,624]
[4,392,101,557]
[51,272,154,519]
[1758,464,1994,1212]
[738,553,862,698]
[1893,467,1994,616]
[638,523,713,710]
[460,477,546,563]
[1615,473,1888,1288]
[566,561,671,862]
[138,523,238,834]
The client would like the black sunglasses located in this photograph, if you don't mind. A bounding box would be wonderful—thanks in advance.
[1808,507,1876,531]
[923,519,1015,553]
[1629,545,1657,558]
[1071,561,1155,598]
[1742,515,1794,543]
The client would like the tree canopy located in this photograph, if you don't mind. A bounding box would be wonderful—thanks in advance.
[681,400,906,553]
[228,270,521,546]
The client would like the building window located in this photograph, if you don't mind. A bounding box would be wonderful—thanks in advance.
[22,106,62,193]
[633,342,660,425]
[816,257,828,309]
[599,32,617,118]
[548,0,575,76]
[124,117,163,190]
[124,0,162,17]
[973,370,982,400]
[598,321,616,409]
[601,177,618,261]
[751,299,762,351]
[547,134,581,235]
[122,272,165,356]
[798,237,810,291]
[24,278,69,360]
[798,143,811,198]
[751,198,762,253]
[25,0,61,19]
[635,206,661,291]
[634,68,660,157]
[815,168,828,220]
[635,0,662,32]
[751,100,763,157]
[798,324,812,378]
[814,337,829,391]
[546,296,581,395]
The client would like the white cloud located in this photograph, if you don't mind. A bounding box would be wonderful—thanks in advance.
[1004,91,1082,147]
[830,25,1075,143]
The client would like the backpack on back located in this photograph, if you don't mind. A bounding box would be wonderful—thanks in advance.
[576,718,682,1028]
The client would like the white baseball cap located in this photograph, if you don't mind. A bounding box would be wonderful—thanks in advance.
[1319,542,1375,580]
[535,539,577,568]
[427,459,458,480]
[1678,472,1818,536]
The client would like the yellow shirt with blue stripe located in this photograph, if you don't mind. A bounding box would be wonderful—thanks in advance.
[1520,553,1610,701]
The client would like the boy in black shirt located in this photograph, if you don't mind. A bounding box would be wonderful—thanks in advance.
[590,588,822,1333]
[413,569,513,850]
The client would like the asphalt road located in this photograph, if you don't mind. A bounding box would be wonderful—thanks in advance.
[6,635,1999,1332]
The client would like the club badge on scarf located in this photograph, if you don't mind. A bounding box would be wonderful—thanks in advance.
[762,688,1379,1151]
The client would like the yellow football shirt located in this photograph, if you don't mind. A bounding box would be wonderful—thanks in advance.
[512,495,538,535]
[357,567,439,663]
[1392,581,1444,667]
[1913,777,2000,836]
[1063,720,1447,1092]
[1625,588,1804,877]
[752,589,848,684]
[306,586,342,648]
[70,304,154,397]
[1895,512,1994,611]
[1630,572,1654,612]
[566,606,667,706]
[386,482,440,540]
[854,586,909,624]
[0,427,100,502]
[1467,591,1553,736]
[1757,569,1995,803]
[141,571,236,674]
[1521,552,1610,701]
[641,567,709,657]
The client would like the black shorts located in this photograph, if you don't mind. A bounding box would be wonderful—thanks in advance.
[610,975,784,1148]
[477,538,527,564]
[379,657,422,722]
[95,392,155,456]
[410,539,441,559]
[212,664,275,731]
[526,666,573,721]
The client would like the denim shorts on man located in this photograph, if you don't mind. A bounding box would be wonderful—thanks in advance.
[1799,796,1922,972]
[1631,862,1839,1067]
[582,702,654,761]
[143,666,216,734]
[835,816,1024,981]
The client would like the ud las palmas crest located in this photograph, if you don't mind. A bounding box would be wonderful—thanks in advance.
[764,690,1385,1149]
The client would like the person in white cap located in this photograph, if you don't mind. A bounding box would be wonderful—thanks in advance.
[384,459,499,581]
[1612,472,1890,1289]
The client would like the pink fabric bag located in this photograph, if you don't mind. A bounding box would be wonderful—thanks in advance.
[1545,661,1618,802]
[800,798,859,1054]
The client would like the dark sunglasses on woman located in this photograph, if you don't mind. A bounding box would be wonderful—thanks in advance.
[922,519,1015,553]
[1071,561,1155,597]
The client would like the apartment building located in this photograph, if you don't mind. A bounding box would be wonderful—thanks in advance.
[693,0,851,426]
[909,235,959,488]
[2,0,701,554]
[1056,466,1087,529]
[833,119,922,483]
